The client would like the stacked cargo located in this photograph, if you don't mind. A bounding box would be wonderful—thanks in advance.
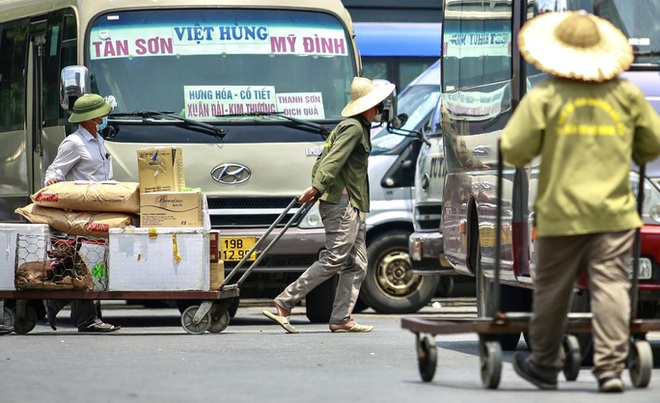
[107,146,216,291]
[5,146,221,293]
[10,182,142,291]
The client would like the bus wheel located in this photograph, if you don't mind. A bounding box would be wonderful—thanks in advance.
[570,290,593,365]
[475,243,521,351]
[361,231,439,314]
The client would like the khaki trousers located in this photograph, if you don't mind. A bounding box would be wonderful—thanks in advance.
[275,195,367,324]
[529,230,634,380]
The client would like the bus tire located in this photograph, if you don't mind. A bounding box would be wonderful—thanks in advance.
[360,231,439,314]
[570,290,593,365]
[475,243,522,351]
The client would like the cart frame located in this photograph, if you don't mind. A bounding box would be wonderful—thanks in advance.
[0,197,312,335]
[401,143,660,389]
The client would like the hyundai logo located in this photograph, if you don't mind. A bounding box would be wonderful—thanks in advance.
[210,163,251,185]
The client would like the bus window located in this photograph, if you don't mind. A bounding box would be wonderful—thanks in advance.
[89,9,353,121]
[442,2,512,92]
[0,20,28,130]
[43,9,78,126]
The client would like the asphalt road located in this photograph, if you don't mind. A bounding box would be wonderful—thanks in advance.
[1,298,659,403]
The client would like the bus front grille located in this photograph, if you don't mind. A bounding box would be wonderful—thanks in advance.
[414,204,442,231]
[207,196,303,228]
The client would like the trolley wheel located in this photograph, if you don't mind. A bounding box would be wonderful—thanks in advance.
[208,310,230,334]
[479,339,502,389]
[3,307,16,329]
[13,306,37,335]
[562,334,581,381]
[416,334,437,382]
[628,340,653,388]
[180,305,211,335]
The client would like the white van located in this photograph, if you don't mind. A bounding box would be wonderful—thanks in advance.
[361,59,442,313]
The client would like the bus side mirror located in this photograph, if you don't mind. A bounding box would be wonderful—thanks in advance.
[390,113,408,130]
[60,66,90,111]
[373,79,397,126]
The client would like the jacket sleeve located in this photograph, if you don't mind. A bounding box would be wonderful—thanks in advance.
[312,120,361,194]
[501,89,546,167]
[630,85,660,165]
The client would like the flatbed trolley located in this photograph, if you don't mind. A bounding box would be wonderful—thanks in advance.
[401,147,660,389]
[0,197,312,335]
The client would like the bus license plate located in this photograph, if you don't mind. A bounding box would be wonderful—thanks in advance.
[220,236,257,262]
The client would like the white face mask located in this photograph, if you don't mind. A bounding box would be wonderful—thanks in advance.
[372,102,385,123]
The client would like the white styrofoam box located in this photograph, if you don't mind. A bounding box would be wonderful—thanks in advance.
[108,227,209,291]
[0,224,50,290]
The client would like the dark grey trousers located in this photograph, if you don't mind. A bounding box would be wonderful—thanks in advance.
[48,299,100,329]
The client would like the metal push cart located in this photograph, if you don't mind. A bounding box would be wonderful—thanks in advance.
[0,197,312,335]
[401,148,660,389]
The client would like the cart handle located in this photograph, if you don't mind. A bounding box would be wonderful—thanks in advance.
[220,197,315,289]
[631,164,645,320]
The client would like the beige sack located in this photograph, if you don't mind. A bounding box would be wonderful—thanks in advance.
[31,181,140,213]
[15,203,136,238]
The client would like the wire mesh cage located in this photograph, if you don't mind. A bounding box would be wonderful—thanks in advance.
[14,233,108,291]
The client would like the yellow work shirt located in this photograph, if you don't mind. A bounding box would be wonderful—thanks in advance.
[501,76,660,236]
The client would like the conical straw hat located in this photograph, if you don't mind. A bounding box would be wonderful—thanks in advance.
[341,77,395,117]
[519,11,633,83]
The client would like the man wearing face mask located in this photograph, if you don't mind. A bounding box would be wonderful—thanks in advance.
[43,93,120,333]
[263,77,395,333]
[45,94,112,186]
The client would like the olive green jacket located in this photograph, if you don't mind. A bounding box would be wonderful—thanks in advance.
[311,115,371,212]
[501,76,660,236]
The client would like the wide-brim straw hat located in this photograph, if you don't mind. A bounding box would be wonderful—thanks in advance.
[68,94,112,123]
[519,11,633,83]
[341,77,396,117]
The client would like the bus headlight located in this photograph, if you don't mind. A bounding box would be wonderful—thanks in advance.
[298,202,323,229]
[649,204,660,223]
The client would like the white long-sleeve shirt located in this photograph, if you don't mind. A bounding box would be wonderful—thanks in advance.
[44,126,112,186]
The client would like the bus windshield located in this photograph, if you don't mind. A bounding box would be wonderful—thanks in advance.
[536,0,660,64]
[88,9,354,121]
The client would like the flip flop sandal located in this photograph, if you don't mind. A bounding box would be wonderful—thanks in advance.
[79,322,121,333]
[330,323,374,333]
[262,310,299,334]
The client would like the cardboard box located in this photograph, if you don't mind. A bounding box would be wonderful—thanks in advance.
[108,227,210,291]
[140,191,203,228]
[209,261,225,290]
[137,146,185,193]
[0,224,49,290]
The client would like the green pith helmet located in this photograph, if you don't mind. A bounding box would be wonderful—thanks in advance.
[68,94,112,123]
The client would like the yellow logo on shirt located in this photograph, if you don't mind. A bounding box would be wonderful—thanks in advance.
[557,97,625,137]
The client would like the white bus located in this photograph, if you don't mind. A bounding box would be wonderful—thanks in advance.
[0,0,368,321]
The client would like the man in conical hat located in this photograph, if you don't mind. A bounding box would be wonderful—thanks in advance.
[263,77,395,333]
[501,11,660,393]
